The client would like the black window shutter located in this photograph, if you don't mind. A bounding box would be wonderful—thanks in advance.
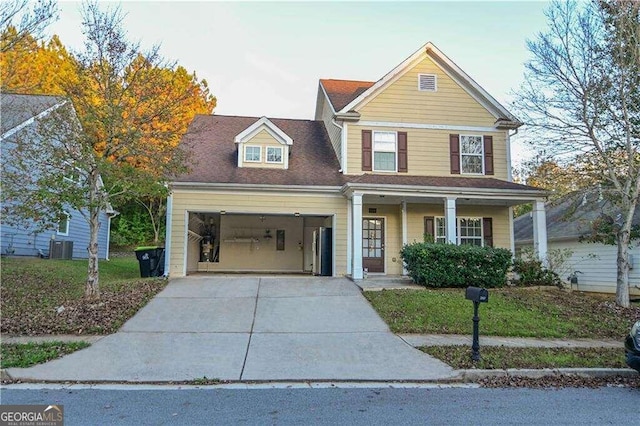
[424,216,435,242]
[450,134,460,174]
[398,132,408,173]
[484,136,494,175]
[362,130,372,171]
[483,217,493,247]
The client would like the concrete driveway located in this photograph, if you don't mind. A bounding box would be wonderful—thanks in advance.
[8,276,455,382]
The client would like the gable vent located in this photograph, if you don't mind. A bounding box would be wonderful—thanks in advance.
[418,74,437,92]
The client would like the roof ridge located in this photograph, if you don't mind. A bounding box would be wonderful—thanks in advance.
[195,113,320,123]
[320,78,375,84]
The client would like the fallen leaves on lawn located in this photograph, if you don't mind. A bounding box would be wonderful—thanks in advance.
[1,279,167,335]
[478,374,640,389]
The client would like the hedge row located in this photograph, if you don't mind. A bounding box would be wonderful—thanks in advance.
[400,242,513,288]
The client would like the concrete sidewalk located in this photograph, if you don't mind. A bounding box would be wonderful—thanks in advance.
[2,333,621,349]
[5,276,456,382]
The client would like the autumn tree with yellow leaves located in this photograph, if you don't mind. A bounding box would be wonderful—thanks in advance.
[1,1,215,299]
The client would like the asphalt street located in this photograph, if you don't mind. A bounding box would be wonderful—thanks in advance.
[2,385,638,425]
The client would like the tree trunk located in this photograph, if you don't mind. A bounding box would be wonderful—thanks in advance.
[85,176,101,299]
[616,225,631,308]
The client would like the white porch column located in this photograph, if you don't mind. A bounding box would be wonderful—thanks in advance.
[445,197,457,244]
[352,193,364,280]
[401,200,408,275]
[532,200,548,265]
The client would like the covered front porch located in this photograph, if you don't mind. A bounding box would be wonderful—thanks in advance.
[343,183,548,280]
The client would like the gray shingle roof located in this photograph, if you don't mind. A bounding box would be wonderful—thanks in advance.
[514,190,640,243]
[1,93,64,135]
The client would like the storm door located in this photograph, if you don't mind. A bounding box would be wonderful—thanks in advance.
[362,218,385,273]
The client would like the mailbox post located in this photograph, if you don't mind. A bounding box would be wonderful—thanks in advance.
[465,286,489,362]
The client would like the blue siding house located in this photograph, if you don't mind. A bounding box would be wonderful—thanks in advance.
[1,94,114,260]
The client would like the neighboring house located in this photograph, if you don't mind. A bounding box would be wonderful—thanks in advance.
[166,42,547,278]
[514,191,640,296]
[1,93,114,260]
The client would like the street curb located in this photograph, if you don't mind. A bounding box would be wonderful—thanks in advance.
[457,368,637,381]
[0,369,12,381]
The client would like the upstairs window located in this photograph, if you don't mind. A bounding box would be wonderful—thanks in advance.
[418,74,437,92]
[244,146,261,162]
[460,135,484,174]
[266,146,283,163]
[373,131,397,172]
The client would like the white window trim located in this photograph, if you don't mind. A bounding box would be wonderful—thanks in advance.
[57,213,70,236]
[459,135,485,175]
[372,130,397,173]
[418,73,438,92]
[434,216,484,247]
[266,146,283,164]
[244,145,262,163]
[458,217,484,247]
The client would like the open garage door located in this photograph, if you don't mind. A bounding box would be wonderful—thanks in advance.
[187,212,333,275]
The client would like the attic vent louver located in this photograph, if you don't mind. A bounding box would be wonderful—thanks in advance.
[418,74,437,92]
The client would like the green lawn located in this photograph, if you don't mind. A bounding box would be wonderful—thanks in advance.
[364,288,639,339]
[420,346,627,370]
[1,342,91,368]
[1,256,167,335]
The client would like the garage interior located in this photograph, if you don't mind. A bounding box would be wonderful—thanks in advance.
[186,212,333,275]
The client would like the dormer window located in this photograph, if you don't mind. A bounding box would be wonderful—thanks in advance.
[266,146,283,163]
[235,116,293,169]
[244,146,261,162]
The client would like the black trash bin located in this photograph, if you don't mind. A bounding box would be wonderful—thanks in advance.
[135,247,165,278]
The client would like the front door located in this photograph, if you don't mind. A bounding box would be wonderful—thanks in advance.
[362,218,384,273]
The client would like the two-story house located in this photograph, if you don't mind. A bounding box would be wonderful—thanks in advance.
[1,93,115,260]
[166,42,548,279]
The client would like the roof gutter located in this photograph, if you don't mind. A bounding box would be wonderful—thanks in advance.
[341,182,549,199]
[170,182,343,194]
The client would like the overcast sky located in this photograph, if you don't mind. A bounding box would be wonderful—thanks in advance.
[48,1,551,164]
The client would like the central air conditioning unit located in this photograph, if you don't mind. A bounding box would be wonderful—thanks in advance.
[49,240,73,259]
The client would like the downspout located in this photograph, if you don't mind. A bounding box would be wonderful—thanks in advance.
[105,211,119,261]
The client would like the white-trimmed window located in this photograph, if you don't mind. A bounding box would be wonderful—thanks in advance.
[418,74,437,92]
[459,218,483,246]
[432,216,483,246]
[373,131,396,172]
[266,146,283,163]
[57,213,70,236]
[434,217,447,244]
[460,135,484,174]
[244,146,261,162]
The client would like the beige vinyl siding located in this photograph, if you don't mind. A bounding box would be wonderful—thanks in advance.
[346,124,508,179]
[317,91,342,164]
[169,189,348,277]
[406,204,511,250]
[242,129,286,169]
[358,56,497,126]
[363,204,404,275]
[516,240,640,296]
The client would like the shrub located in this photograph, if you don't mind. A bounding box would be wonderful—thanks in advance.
[400,242,512,288]
[512,257,563,287]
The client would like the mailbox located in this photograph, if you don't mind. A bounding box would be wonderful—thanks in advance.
[465,286,489,303]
